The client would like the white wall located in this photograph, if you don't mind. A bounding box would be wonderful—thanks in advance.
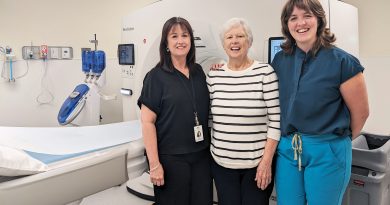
[1,0,389,133]
[0,0,156,127]
[360,57,390,135]
[0,0,157,59]
[343,0,390,134]
[343,0,390,58]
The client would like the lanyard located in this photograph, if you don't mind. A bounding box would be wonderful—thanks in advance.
[174,69,200,126]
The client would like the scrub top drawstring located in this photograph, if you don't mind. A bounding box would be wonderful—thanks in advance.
[291,133,303,171]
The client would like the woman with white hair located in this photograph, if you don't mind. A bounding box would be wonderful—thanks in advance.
[207,18,280,205]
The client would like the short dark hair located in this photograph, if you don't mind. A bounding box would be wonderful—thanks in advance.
[158,17,196,72]
[280,0,336,55]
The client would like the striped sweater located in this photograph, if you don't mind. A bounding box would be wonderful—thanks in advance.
[207,61,280,169]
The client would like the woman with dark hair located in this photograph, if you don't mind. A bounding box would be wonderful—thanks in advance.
[138,17,212,205]
[272,0,369,205]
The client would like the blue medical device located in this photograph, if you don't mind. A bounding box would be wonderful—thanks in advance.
[91,50,106,76]
[58,35,106,126]
[82,50,93,74]
[57,84,90,125]
[81,50,106,76]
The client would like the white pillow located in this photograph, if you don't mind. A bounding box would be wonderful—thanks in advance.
[0,145,48,176]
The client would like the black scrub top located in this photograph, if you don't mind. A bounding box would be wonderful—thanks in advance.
[138,63,210,155]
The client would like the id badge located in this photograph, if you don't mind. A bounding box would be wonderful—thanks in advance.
[194,125,204,142]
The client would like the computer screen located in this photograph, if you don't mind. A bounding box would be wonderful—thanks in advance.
[268,37,284,64]
[118,44,135,65]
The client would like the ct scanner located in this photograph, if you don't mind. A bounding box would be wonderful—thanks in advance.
[119,0,359,204]
[120,0,359,122]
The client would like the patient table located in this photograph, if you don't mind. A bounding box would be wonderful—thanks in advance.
[0,120,146,205]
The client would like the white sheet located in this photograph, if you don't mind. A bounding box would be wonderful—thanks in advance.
[0,120,141,155]
[0,145,48,176]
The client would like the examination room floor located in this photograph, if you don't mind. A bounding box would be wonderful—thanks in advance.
[78,183,277,205]
[78,183,152,205]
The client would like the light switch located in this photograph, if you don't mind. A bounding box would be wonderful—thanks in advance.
[50,47,60,59]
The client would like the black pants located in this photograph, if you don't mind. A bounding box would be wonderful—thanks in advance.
[154,149,213,205]
[211,160,275,205]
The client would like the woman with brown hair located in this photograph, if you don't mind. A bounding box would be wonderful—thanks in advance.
[271,0,369,204]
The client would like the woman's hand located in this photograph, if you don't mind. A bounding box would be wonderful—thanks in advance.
[255,159,272,190]
[210,63,224,70]
[150,162,164,186]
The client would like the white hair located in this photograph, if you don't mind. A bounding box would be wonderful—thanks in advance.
[219,18,253,46]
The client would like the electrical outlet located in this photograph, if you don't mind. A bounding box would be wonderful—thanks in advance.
[62,47,71,59]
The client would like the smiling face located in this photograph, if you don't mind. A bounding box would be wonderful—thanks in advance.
[223,25,250,60]
[288,6,318,52]
[167,24,191,60]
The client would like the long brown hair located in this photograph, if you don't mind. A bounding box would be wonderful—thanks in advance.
[158,17,196,72]
[280,0,336,55]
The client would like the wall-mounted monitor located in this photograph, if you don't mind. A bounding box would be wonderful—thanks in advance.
[268,37,284,64]
[118,44,135,65]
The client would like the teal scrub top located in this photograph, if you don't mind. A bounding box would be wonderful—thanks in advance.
[271,46,364,136]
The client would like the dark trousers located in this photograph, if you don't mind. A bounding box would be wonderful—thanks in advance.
[212,160,275,205]
[154,149,213,205]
